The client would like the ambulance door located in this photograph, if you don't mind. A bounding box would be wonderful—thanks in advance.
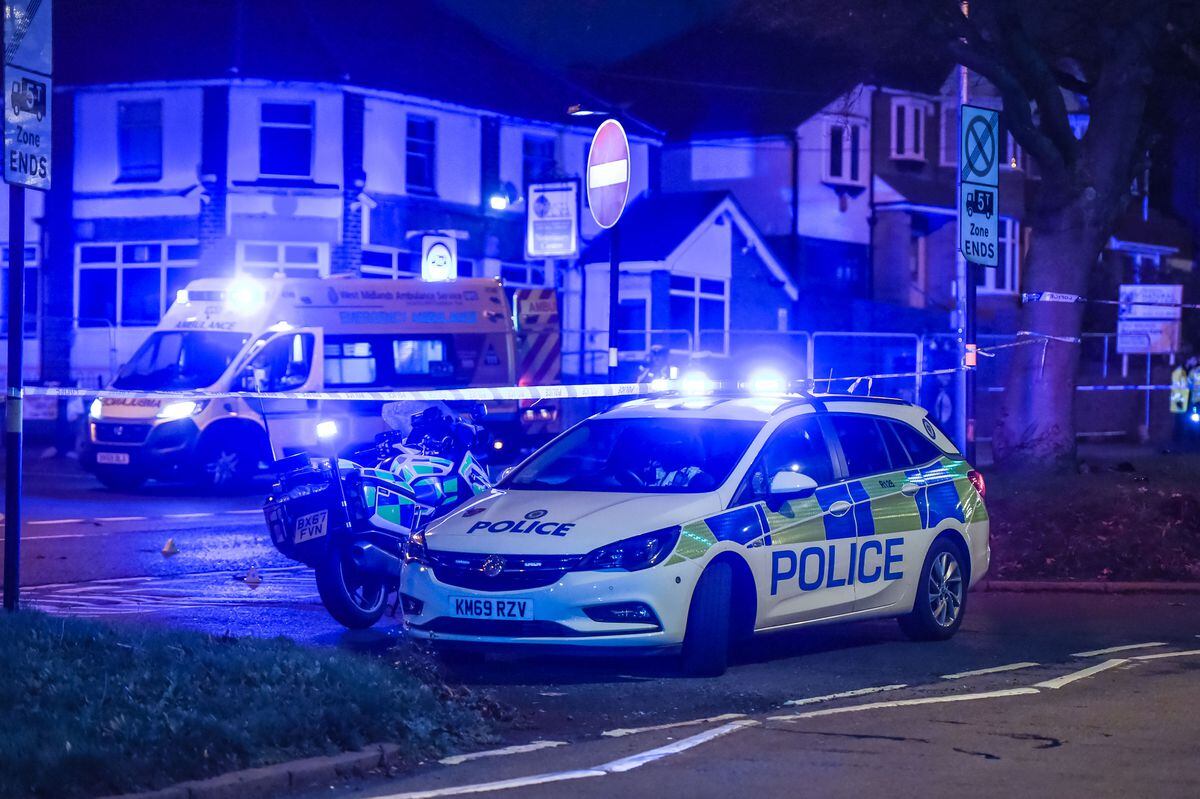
[826,414,926,612]
[237,328,323,459]
[735,414,858,629]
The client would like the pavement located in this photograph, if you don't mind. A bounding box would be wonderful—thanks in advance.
[3,458,1200,797]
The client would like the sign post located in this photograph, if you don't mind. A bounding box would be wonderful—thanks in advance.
[957,103,998,463]
[586,119,630,380]
[4,0,52,612]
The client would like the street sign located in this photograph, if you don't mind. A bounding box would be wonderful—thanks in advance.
[1117,283,1182,354]
[586,119,630,229]
[526,180,578,258]
[4,0,52,190]
[421,235,457,282]
[959,104,998,267]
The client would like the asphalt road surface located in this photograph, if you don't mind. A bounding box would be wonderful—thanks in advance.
[4,459,1200,797]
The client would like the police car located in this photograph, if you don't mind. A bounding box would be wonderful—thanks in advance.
[400,394,989,675]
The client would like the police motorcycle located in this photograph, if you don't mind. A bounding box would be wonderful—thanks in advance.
[263,404,493,629]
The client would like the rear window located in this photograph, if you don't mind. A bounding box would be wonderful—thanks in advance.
[830,415,893,478]
[890,420,946,465]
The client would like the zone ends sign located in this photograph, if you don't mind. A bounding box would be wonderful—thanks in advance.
[4,0,52,190]
[958,104,998,267]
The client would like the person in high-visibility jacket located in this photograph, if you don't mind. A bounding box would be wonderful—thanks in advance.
[1172,359,1193,444]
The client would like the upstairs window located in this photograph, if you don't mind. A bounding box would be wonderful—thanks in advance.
[824,121,864,186]
[117,100,163,182]
[406,114,437,194]
[259,102,313,178]
[522,135,556,191]
[891,97,930,162]
[940,105,957,166]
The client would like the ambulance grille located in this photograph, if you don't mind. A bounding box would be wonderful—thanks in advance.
[93,422,151,444]
[427,550,582,592]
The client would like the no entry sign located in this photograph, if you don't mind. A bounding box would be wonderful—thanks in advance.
[586,119,630,229]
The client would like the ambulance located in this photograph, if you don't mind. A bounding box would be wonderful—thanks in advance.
[400,394,989,676]
[83,276,520,490]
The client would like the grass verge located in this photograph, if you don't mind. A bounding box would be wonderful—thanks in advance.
[987,450,1200,581]
[0,611,493,798]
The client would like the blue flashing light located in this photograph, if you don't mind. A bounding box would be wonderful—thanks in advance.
[746,368,788,396]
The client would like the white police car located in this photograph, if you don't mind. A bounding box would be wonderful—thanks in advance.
[400,394,989,675]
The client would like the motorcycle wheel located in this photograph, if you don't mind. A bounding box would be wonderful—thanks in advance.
[315,545,388,629]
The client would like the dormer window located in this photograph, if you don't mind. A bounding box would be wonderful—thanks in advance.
[891,97,930,162]
[824,120,865,186]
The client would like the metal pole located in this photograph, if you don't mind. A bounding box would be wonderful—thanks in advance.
[4,185,25,612]
[955,4,972,458]
[607,224,620,381]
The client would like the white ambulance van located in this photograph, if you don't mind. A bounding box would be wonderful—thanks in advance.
[83,276,516,491]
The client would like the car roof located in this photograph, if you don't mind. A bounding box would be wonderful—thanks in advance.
[602,393,931,426]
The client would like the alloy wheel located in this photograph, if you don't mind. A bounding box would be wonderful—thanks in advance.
[927,551,964,627]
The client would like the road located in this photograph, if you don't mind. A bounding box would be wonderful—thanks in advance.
[3,459,1200,797]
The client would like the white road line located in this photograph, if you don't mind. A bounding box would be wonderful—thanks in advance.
[602,713,746,738]
[96,516,147,522]
[378,720,756,799]
[225,509,263,515]
[783,684,907,707]
[28,519,85,525]
[767,687,1040,722]
[164,513,215,519]
[439,741,568,766]
[1071,642,1166,658]
[14,533,91,541]
[1131,648,1200,661]
[1033,658,1128,689]
[941,662,1039,680]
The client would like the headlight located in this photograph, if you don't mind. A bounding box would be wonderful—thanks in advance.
[316,419,339,440]
[574,526,680,572]
[405,529,429,565]
[156,400,206,420]
[89,398,103,419]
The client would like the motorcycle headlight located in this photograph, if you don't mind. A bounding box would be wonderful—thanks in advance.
[405,529,429,565]
[574,526,681,572]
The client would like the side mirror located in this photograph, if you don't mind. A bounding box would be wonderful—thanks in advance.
[769,470,818,500]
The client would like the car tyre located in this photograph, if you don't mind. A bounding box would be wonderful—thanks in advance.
[899,538,968,641]
[94,468,146,491]
[681,561,732,677]
[315,545,388,629]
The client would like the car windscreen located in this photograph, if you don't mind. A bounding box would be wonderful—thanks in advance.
[112,330,251,391]
[505,417,763,494]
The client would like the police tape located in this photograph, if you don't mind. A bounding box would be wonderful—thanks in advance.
[1023,291,1200,311]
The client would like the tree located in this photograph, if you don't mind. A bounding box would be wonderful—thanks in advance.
[744,0,1200,468]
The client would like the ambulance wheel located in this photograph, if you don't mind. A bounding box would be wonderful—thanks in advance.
[681,561,732,677]
[899,538,967,641]
[315,546,387,629]
[95,468,146,491]
[196,431,261,492]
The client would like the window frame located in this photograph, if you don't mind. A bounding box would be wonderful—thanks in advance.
[668,273,728,355]
[236,241,328,278]
[522,134,557,192]
[258,101,315,179]
[116,99,164,183]
[0,245,40,338]
[975,218,1021,294]
[890,97,931,162]
[74,240,199,329]
[405,114,438,195]
[823,119,865,187]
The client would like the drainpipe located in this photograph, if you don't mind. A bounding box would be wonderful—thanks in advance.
[867,86,877,303]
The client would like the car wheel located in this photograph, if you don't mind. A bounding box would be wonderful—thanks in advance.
[315,545,388,629]
[196,433,259,492]
[899,538,968,641]
[94,468,146,491]
[681,561,732,677]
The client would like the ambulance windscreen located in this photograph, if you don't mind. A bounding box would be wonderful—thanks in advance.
[113,331,252,391]
[506,418,762,494]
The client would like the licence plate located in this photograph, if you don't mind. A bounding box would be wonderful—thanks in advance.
[95,451,130,465]
[451,596,533,620]
[294,510,328,544]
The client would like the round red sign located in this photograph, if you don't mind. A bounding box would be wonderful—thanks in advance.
[586,119,630,229]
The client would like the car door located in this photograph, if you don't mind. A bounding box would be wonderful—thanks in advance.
[827,414,928,612]
[236,329,322,458]
[729,413,858,629]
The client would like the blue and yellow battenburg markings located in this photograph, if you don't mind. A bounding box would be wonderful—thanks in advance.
[665,457,987,594]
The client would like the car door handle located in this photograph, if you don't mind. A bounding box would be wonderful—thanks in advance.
[901,482,921,497]
[828,500,852,517]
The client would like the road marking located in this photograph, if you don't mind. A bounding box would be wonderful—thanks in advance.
[941,662,1039,680]
[1071,642,1165,657]
[164,513,215,519]
[602,713,746,738]
[439,740,568,766]
[768,687,1040,722]
[96,516,148,522]
[1131,648,1200,661]
[1033,658,1128,689]
[783,684,907,706]
[11,533,91,541]
[377,720,756,799]
[28,518,85,525]
[226,509,263,515]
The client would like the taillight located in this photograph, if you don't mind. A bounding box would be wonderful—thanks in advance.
[967,469,986,499]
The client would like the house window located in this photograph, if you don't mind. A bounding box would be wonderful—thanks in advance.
[259,102,314,178]
[237,242,326,278]
[974,219,1020,293]
[522,135,557,191]
[940,106,957,166]
[75,240,199,328]
[668,274,727,353]
[891,97,930,162]
[406,114,437,194]
[616,298,648,352]
[824,121,864,185]
[1,246,39,337]
[117,100,163,182]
